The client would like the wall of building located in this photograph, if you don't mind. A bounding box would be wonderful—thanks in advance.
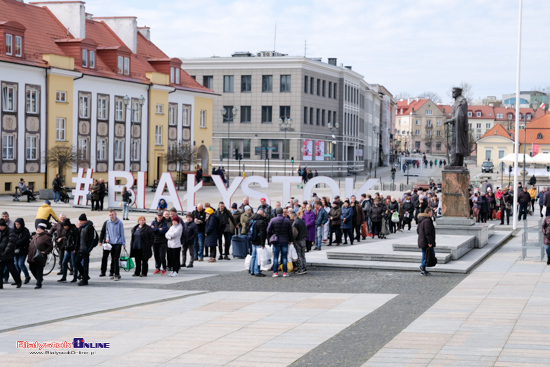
[193,95,214,173]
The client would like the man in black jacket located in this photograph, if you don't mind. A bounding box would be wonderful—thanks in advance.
[247,210,267,277]
[192,204,207,261]
[417,208,436,276]
[151,212,168,274]
[215,202,236,260]
[58,219,79,283]
[289,212,308,275]
[0,219,21,288]
[76,214,95,286]
[518,187,530,221]
[181,214,197,268]
[267,207,294,277]
[98,178,106,211]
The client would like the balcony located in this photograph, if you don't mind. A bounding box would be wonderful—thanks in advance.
[425,124,433,129]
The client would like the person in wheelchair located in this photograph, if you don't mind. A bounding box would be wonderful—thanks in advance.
[18,179,37,202]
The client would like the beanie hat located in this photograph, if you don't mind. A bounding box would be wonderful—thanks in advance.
[0,219,6,226]
[244,205,251,212]
[231,203,238,209]
[63,219,71,226]
[45,200,51,205]
[205,208,215,215]
[78,213,87,221]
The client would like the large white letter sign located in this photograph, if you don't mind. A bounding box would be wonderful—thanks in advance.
[241,176,270,206]
[272,176,301,206]
[108,171,135,209]
[213,175,244,207]
[345,178,379,199]
[136,171,147,209]
[149,173,182,211]
[303,176,340,202]
[182,174,203,212]
[72,168,94,206]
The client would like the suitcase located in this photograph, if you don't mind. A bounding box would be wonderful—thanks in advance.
[231,235,247,258]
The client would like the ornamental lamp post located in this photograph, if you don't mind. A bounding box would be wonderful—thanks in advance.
[278,116,292,175]
[221,107,238,188]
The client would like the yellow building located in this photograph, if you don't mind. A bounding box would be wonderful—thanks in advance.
[476,124,514,166]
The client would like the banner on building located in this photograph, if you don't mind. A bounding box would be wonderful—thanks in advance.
[533,144,539,156]
[315,141,325,160]
[303,139,313,161]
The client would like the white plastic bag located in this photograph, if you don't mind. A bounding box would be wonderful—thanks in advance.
[288,244,298,261]
[258,246,273,271]
[244,254,251,269]
[103,243,112,251]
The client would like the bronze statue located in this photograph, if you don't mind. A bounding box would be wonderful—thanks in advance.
[445,87,469,167]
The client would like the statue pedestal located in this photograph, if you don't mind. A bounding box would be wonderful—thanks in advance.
[441,168,470,218]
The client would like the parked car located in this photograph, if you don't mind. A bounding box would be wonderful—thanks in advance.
[481,161,494,173]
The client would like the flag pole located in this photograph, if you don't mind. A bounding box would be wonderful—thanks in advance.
[512,0,523,230]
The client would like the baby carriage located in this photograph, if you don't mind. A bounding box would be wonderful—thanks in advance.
[59,186,70,203]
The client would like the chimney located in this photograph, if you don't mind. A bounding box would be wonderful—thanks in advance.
[37,1,86,38]
[138,26,150,41]
[94,16,138,53]
[328,58,337,66]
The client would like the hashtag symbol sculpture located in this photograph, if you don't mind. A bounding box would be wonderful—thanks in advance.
[72,168,94,206]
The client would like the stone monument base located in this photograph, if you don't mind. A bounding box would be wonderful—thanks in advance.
[441,168,470,218]
[435,220,492,248]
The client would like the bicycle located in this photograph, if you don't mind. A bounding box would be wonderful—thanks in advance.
[43,231,59,276]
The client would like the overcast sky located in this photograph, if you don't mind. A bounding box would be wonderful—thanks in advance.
[83,0,550,104]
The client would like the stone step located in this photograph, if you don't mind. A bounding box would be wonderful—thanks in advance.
[327,250,452,264]
[391,235,476,260]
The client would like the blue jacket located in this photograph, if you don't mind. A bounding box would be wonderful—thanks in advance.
[315,208,328,226]
[106,217,125,245]
[340,206,353,229]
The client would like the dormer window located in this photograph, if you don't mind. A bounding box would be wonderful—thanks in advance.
[117,56,130,75]
[5,34,12,55]
[169,67,181,84]
[175,68,180,84]
[15,36,21,57]
[89,50,95,69]
[508,113,513,119]
[538,133,543,139]
[476,111,481,117]
[527,114,531,120]
[82,49,88,67]
[170,67,174,83]
[467,111,472,117]
[124,57,129,75]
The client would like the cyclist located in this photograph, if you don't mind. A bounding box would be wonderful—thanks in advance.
[35,200,60,230]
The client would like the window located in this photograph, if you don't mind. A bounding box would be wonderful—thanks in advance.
[183,105,191,127]
[168,104,177,125]
[170,67,174,83]
[485,150,492,160]
[222,106,234,122]
[155,126,162,145]
[436,142,441,151]
[415,141,421,149]
[416,130,421,135]
[508,113,513,119]
[26,136,37,160]
[436,130,441,136]
[467,111,472,117]
[328,109,332,125]
[316,108,320,125]
[280,75,291,92]
[476,111,481,117]
[527,114,532,120]
[2,86,16,112]
[97,96,108,120]
[79,137,89,160]
[240,106,251,123]
[79,95,89,118]
[328,82,332,98]
[56,118,66,141]
[538,133,543,139]
[416,119,420,125]
[114,139,124,161]
[132,101,141,122]
[333,111,336,124]
[223,75,234,92]
[262,75,272,92]
[56,91,66,103]
[200,110,206,128]
[321,109,325,126]
[426,120,432,127]
[123,57,130,75]
[322,80,326,97]
[15,36,22,57]
[26,89,38,114]
[260,139,288,160]
[2,135,14,160]
[5,34,12,55]
[203,76,213,89]
[426,110,432,115]
[316,79,320,95]
[499,150,505,159]
[436,120,441,126]
[310,108,313,125]
[261,106,272,123]
[476,123,481,128]
[156,104,164,114]
[97,138,107,160]
[303,106,307,124]
[497,113,503,119]
[176,68,180,84]
[82,49,88,67]
[333,83,337,99]
[486,123,491,129]
[89,50,95,69]
[304,76,308,93]
[131,140,140,161]
[241,75,251,92]
[115,99,124,121]
[280,106,291,119]
[426,129,431,136]
[117,56,123,74]
[310,78,314,95]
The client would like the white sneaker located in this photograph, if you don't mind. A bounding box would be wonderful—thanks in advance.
[171,272,178,277]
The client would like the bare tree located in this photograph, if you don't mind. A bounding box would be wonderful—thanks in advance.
[45,146,77,184]
[395,91,412,100]
[164,142,197,184]
[418,91,442,104]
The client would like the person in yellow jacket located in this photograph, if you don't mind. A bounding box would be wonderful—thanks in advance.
[528,185,537,213]
[35,200,60,230]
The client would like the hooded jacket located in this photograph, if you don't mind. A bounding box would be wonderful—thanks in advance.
[417,213,436,249]
[0,226,14,260]
[10,218,31,256]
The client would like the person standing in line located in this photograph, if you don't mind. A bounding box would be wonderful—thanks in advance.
[151,212,168,274]
[98,178,106,211]
[0,219,21,288]
[313,201,328,251]
[204,208,219,262]
[301,204,316,252]
[164,210,174,270]
[500,188,513,225]
[537,187,547,218]
[370,200,384,238]
[267,207,294,277]
[57,219,78,283]
[341,200,354,245]
[387,197,399,234]
[52,174,62,204]
[105,210,125,281]
[165,216,183,277]
[75,214,94,286]
[417,207,436,276]
[351,198,365,242]
[247,209,267,277]
[240,205,254,255]
[27,223,53,288]
[192,204,206,261]
[328,201,342,246]
[289,212,308,275]
[181,213,197,268]
[215,202,236,260]
[130,216,154,277]
[121,186,131,220]
[12,218,31,285]
[90,178,100,211]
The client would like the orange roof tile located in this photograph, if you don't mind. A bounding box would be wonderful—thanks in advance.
[468,105,494,119]
[479,123,512,140]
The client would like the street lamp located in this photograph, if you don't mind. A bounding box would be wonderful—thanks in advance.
[328,122,339,177]
[123,95,145,169]
[221,106,238,187]
[278,116,292,176]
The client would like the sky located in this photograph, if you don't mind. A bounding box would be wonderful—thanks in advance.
[82,0,550,105]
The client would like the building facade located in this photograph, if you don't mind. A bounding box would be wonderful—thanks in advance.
[180,53,393,177]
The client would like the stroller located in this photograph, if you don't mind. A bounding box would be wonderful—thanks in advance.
[59,186,70,203]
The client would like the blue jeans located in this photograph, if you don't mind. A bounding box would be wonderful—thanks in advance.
[315,226,323,249]
[14,255,29,278]
[518,203,528,220]
[62,251,78,280]
[194,232,205,259]
[546,245,550,261]
[272,243,288,273]
[53,191,60,203]
[123,202,129,219]
[250,245,260,274]
[367,217,373,235]
[421,248,427,269]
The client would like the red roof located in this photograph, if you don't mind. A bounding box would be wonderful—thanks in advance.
[493,107,545,121]
[468,105,494,119]
[396,98,429,116]
[479,123,512,140]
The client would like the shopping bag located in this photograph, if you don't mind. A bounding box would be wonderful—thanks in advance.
[103,243,112,251]
[288,244,298,261]
[497,211,501,220]
[258,246,272,271]
[278,261,294,272]
[426,247,437,267]
[391,212,400,223]
[361,222,368,238]
[119,247,134,272]
[244,254,251,269]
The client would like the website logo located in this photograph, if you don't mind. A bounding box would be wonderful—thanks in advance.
[72,338,110,349]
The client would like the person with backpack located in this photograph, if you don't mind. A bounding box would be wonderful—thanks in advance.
[75,214,96,286]
[104,210,125,281]
[52,174,62,204]
[246,209,268,276]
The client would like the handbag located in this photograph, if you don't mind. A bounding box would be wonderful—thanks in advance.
[426,247,437,267]
[86,192,92,201]
[269,234,279,245]
[33,246,44,263]
[119,247,134,272]
[505,202,511,210]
